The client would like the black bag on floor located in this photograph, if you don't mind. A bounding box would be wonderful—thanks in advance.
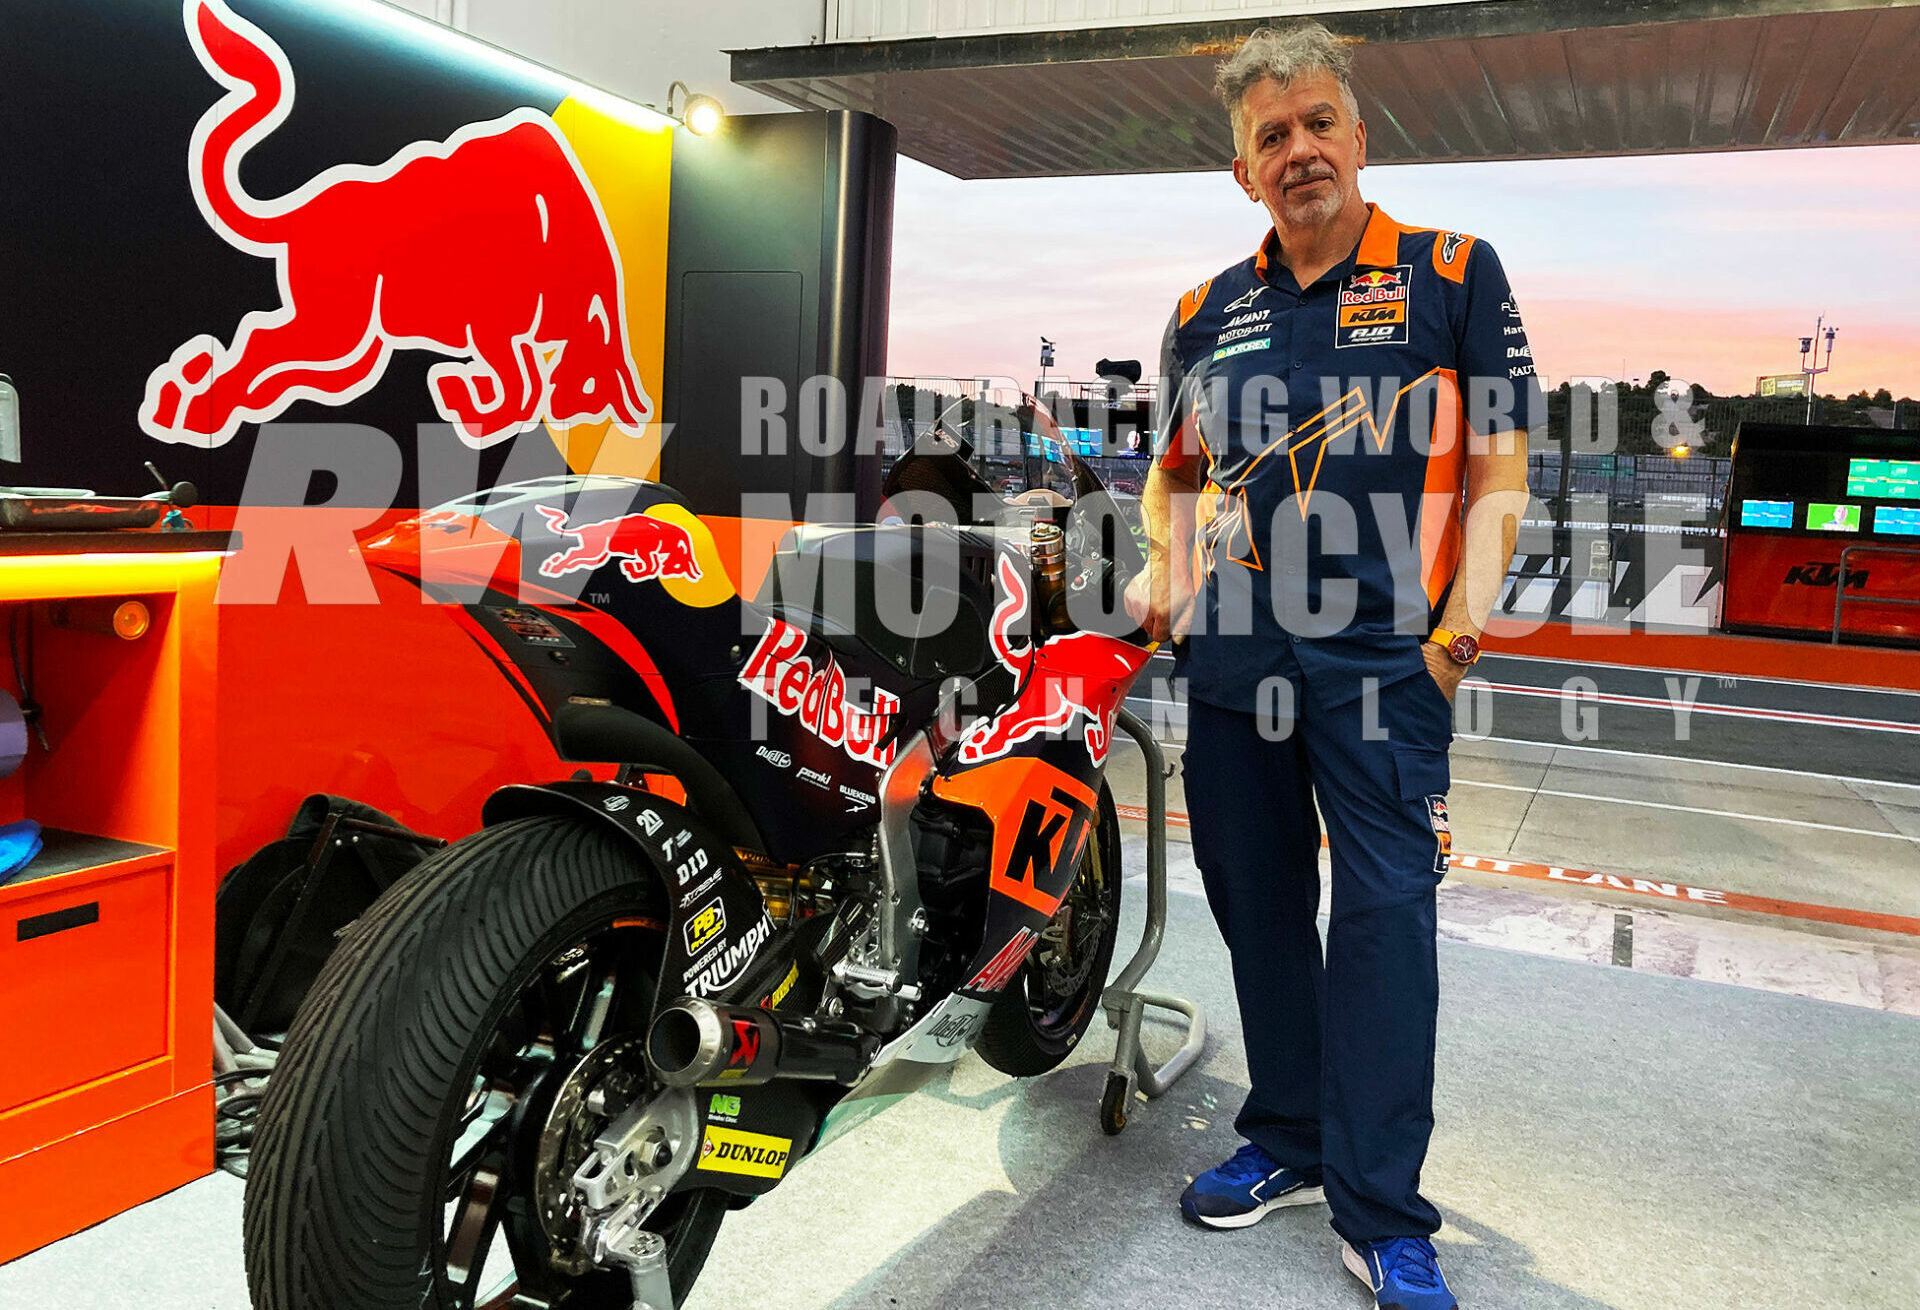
[214,795,443,1034]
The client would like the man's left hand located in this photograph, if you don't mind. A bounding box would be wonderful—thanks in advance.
[1421,641,1470,702]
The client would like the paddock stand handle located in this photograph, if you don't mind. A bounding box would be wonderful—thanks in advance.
[1097,707,1206,1135]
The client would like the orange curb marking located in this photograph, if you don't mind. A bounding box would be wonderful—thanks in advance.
[1111,803,1920,938]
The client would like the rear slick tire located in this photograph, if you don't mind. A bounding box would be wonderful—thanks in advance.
[242,816,726,1310]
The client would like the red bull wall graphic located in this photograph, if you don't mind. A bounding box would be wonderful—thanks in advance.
[146,0,653,451]
[1,0,679,871]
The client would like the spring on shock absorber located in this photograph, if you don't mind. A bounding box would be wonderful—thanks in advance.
[1030,521,1068,629]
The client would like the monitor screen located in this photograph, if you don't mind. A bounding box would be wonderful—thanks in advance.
[1807,502,1861,532]
[1875,504,1920,537]
[1739,499,1794,529]
[1847,458,1920,500]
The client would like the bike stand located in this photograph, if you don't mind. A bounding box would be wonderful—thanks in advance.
[1097,707,1206,1135]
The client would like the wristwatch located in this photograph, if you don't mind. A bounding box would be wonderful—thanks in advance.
[1427,628,1481,666]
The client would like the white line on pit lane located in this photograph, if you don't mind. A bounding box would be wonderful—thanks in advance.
[1114,721,1920,792]
[1477,651,1920,699]
[1450,778,1920,842]
[1124,689,1920,735]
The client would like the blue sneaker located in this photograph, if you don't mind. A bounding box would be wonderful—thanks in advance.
[1343,1236,1457,1310]
[1178,1142,1325,1229]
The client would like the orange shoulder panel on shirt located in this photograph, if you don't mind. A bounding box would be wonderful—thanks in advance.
[1431,231,1477,283]
[1177,279,1213,328]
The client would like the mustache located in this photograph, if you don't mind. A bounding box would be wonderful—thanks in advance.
[1282,170,1336,190]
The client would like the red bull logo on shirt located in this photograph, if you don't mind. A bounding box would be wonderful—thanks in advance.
[1338,264,1414,347]
[141,0,653,449]
[536,506,703,583]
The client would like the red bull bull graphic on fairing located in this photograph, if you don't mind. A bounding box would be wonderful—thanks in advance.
[536,505,703,583]
[141,0,653,449]
[957,554,1151,767]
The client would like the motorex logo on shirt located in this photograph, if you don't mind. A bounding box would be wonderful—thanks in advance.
[1214,337,1271,362]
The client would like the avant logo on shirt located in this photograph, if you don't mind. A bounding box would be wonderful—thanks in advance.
[1336,264,1412,348]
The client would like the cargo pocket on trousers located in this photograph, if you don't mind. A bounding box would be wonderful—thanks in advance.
[1391,742,1453,877]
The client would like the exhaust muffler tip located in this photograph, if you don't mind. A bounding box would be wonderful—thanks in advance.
[646,999,727,1086]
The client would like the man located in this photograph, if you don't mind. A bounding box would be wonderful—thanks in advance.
[1123,24,1538,1310]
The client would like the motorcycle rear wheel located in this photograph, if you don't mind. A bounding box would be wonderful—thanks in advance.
[976,784,1123,1077]
[243,816,726,1310]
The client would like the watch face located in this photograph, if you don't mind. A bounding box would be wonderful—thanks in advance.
[1448,634,1479,665]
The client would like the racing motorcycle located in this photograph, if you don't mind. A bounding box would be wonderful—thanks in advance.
[242,406,1156,1310]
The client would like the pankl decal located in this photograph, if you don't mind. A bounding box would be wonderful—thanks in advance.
[143,0,652,448]
[536,506,702,583]
[958,554,1150,766]
[697,1126,791,1180]
[1336,265,1412,348]
[738,619,901,769]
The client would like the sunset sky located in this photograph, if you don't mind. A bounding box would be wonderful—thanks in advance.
[886,143,1920,401]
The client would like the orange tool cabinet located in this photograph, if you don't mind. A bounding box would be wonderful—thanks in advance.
[0,533,228,1265]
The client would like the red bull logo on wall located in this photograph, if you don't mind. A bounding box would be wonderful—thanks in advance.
[957,554,1150,767]
[141,0,653,449]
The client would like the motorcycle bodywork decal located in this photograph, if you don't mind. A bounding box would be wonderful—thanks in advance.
[737,617,902,769]
[696,1126,792,1180]
[958,553,1150,767]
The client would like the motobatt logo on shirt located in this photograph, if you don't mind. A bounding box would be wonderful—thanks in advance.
[698,1126,792,1180]
[739,618,900,769]
[1337,265,1412,348]
[684,898,726,955]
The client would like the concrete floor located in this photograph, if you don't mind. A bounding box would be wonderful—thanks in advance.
[6,863,1917,1310]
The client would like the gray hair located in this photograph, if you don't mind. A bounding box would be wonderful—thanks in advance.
[1214,24,1360,156]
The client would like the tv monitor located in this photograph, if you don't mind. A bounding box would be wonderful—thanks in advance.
[1738,499,1794,529]
[1846,458,1920,500]
[1807,502,1861,532]
[1874,504,1920,537]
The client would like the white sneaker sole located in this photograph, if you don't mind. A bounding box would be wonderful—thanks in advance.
[1342,1241,1377,1290]
[1186,1184,1327,1229]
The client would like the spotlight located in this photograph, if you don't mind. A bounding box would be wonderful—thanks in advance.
[667,81,725,136]
[683,94,724,136]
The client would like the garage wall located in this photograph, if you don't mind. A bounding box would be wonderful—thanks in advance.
[384,0,821,115]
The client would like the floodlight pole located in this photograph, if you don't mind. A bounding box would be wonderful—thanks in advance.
[1801,316,1837,423]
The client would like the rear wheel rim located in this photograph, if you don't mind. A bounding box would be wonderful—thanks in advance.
[428,914,703,1309]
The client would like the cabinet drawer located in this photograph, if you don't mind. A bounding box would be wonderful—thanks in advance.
[0,863,172,1114]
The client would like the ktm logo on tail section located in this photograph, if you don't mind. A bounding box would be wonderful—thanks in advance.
[536,506,702,583]
[142,0,652,449]
[956,555,1150,766]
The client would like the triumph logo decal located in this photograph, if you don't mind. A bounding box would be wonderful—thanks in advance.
[697,1126,791,1180]
[738,618,900,769]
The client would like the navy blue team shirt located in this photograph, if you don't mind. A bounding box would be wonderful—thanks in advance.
[1156,204,1544,709]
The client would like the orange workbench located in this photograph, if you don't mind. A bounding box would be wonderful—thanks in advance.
[0,533,227,1264]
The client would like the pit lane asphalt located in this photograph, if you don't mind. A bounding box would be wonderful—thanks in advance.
[1125,650,1920,786]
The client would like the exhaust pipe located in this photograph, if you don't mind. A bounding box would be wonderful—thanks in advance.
[646,998,877,1087]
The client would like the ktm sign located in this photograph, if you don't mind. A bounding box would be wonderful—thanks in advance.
[1782,563,1869,589]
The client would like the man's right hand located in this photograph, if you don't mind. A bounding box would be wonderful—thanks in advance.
[1124,564,1194,644]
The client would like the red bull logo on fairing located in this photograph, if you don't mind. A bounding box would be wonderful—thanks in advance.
[141,0,653,449]
[536,506,703,583]
[956,555,1150,767]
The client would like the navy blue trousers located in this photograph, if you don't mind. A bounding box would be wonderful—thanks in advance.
[1184,668,1454,1246]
